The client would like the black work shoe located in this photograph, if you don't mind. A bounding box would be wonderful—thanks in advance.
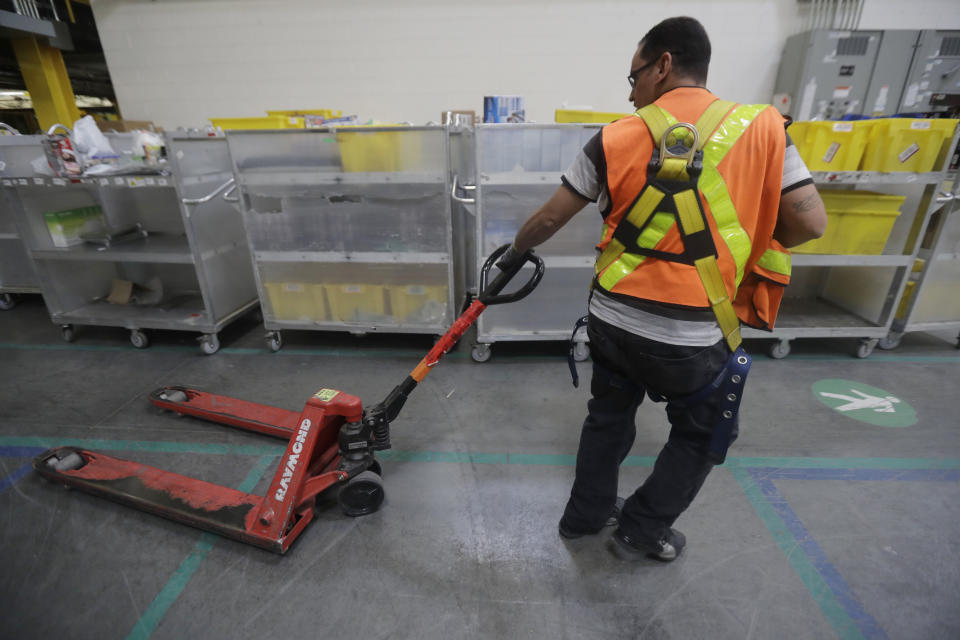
[610,527,686,562]
[558,497,625,539]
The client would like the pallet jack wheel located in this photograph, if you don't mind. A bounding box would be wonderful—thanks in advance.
[44,450,86,472]
[338,470,385,517]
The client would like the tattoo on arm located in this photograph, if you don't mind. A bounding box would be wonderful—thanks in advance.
[791,193,820,213]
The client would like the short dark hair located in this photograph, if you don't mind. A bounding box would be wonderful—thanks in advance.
[639,17,711,83]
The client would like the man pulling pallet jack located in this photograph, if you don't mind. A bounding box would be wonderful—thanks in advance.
[493,17,826,561]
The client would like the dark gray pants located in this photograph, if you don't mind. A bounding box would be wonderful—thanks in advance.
[561,314,734,540]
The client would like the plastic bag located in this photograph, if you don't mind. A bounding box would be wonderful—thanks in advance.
[72,115,116,161]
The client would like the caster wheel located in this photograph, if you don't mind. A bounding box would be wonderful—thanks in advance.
[200,334,220,355]
[471,343,492,363]
[266,331,282,352]
[878,333,902,351]
[769,340,790,359]
[130,330,149,349]
[0,293,15,310]
[856,338,878,359]
[338,470,385,517]
[61,324,75,343]
[573,341,590,362]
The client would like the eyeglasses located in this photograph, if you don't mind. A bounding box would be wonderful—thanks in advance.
[627,60,657,88]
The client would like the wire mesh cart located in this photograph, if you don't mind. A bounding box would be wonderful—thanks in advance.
[0,132,43,309]
[225,126,459,351]
[878,175,960,350]
[3,131,258,353]
[464,123,601,362]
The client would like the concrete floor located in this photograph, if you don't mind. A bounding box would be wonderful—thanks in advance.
[1,294,959,640]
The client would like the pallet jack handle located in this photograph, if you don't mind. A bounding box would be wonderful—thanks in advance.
[362,245,544,446]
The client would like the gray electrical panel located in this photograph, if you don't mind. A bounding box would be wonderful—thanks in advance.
[774,30,883,120]
[900,30,960,113]
[774,29,926,120]
[863,30,921,116]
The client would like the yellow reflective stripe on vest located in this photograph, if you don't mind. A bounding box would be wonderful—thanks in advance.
[757,248,792,276]
[598,210,675,288]
[698,104,767,286]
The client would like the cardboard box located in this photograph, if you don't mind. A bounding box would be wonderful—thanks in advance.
[44,205,105,247]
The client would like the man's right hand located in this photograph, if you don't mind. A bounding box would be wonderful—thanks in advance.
[495,244,528,272]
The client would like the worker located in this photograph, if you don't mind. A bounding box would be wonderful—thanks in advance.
[496,16,827,562]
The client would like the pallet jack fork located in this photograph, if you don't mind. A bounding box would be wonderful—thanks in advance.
[32,247,544,553]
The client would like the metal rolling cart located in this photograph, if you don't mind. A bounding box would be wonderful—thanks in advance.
[0,128,43,309]
[225,126,459,351]
[3,130,258,353]
[878,173,960,350]
[743,125,960,359]
[462,123,601,362]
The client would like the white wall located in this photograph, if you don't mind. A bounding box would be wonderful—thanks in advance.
[90,0,960,129]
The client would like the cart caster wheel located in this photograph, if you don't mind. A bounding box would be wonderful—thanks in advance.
[769,340,790,359]
[572,341,590,362]
[878,333,903,351]
[130,330,149,349]
[61,325,75,343]
[0,293,15,310]
[471,343,492,363]
[338,470,384,517]
[856,338,878,359]
[200,334,220,355]
[266,331,282,352]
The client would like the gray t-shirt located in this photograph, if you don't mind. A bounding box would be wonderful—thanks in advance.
[564,127,813,346]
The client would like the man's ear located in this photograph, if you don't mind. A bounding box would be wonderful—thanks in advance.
[656,51,672,79]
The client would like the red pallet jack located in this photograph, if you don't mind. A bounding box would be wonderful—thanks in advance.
[33,247,544,553]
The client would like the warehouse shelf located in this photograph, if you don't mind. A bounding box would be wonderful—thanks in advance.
[2,131,258,353]
[226,126,459,350]
[240,170,446,188]
[253,250,449,264]
[31,234,194,264]
[809,171,948,185]
[480,171,565,186]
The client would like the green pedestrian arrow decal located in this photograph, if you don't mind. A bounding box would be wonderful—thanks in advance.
[812,379,916,427]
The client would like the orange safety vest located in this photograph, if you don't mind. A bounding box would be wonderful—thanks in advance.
[595,88,791,333]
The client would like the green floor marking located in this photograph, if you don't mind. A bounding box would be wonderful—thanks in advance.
[125,453,276,640]
[730,467,863,640]
[813,378,917,427]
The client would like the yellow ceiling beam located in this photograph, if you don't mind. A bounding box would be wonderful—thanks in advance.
[11,37,82,131]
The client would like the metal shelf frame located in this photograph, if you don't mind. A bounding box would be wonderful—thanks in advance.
[0,133,43,308]
[2,131,258,352]
[225,126,461,350]
[470,123,602,360]
[879,175,960,350]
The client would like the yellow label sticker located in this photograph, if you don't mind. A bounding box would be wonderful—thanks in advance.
[313,388,340,402]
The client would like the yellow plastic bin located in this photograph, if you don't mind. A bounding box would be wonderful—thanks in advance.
[209,116,305,130]
[336,127,422,172]
[264,282,327,321]
[555,109,631,123]
[325,284,386,322]
[792,190,905,254]
[860,118,958,172]
[791,120,871,171]
[387,285,448,323]
[896,280,917,319]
